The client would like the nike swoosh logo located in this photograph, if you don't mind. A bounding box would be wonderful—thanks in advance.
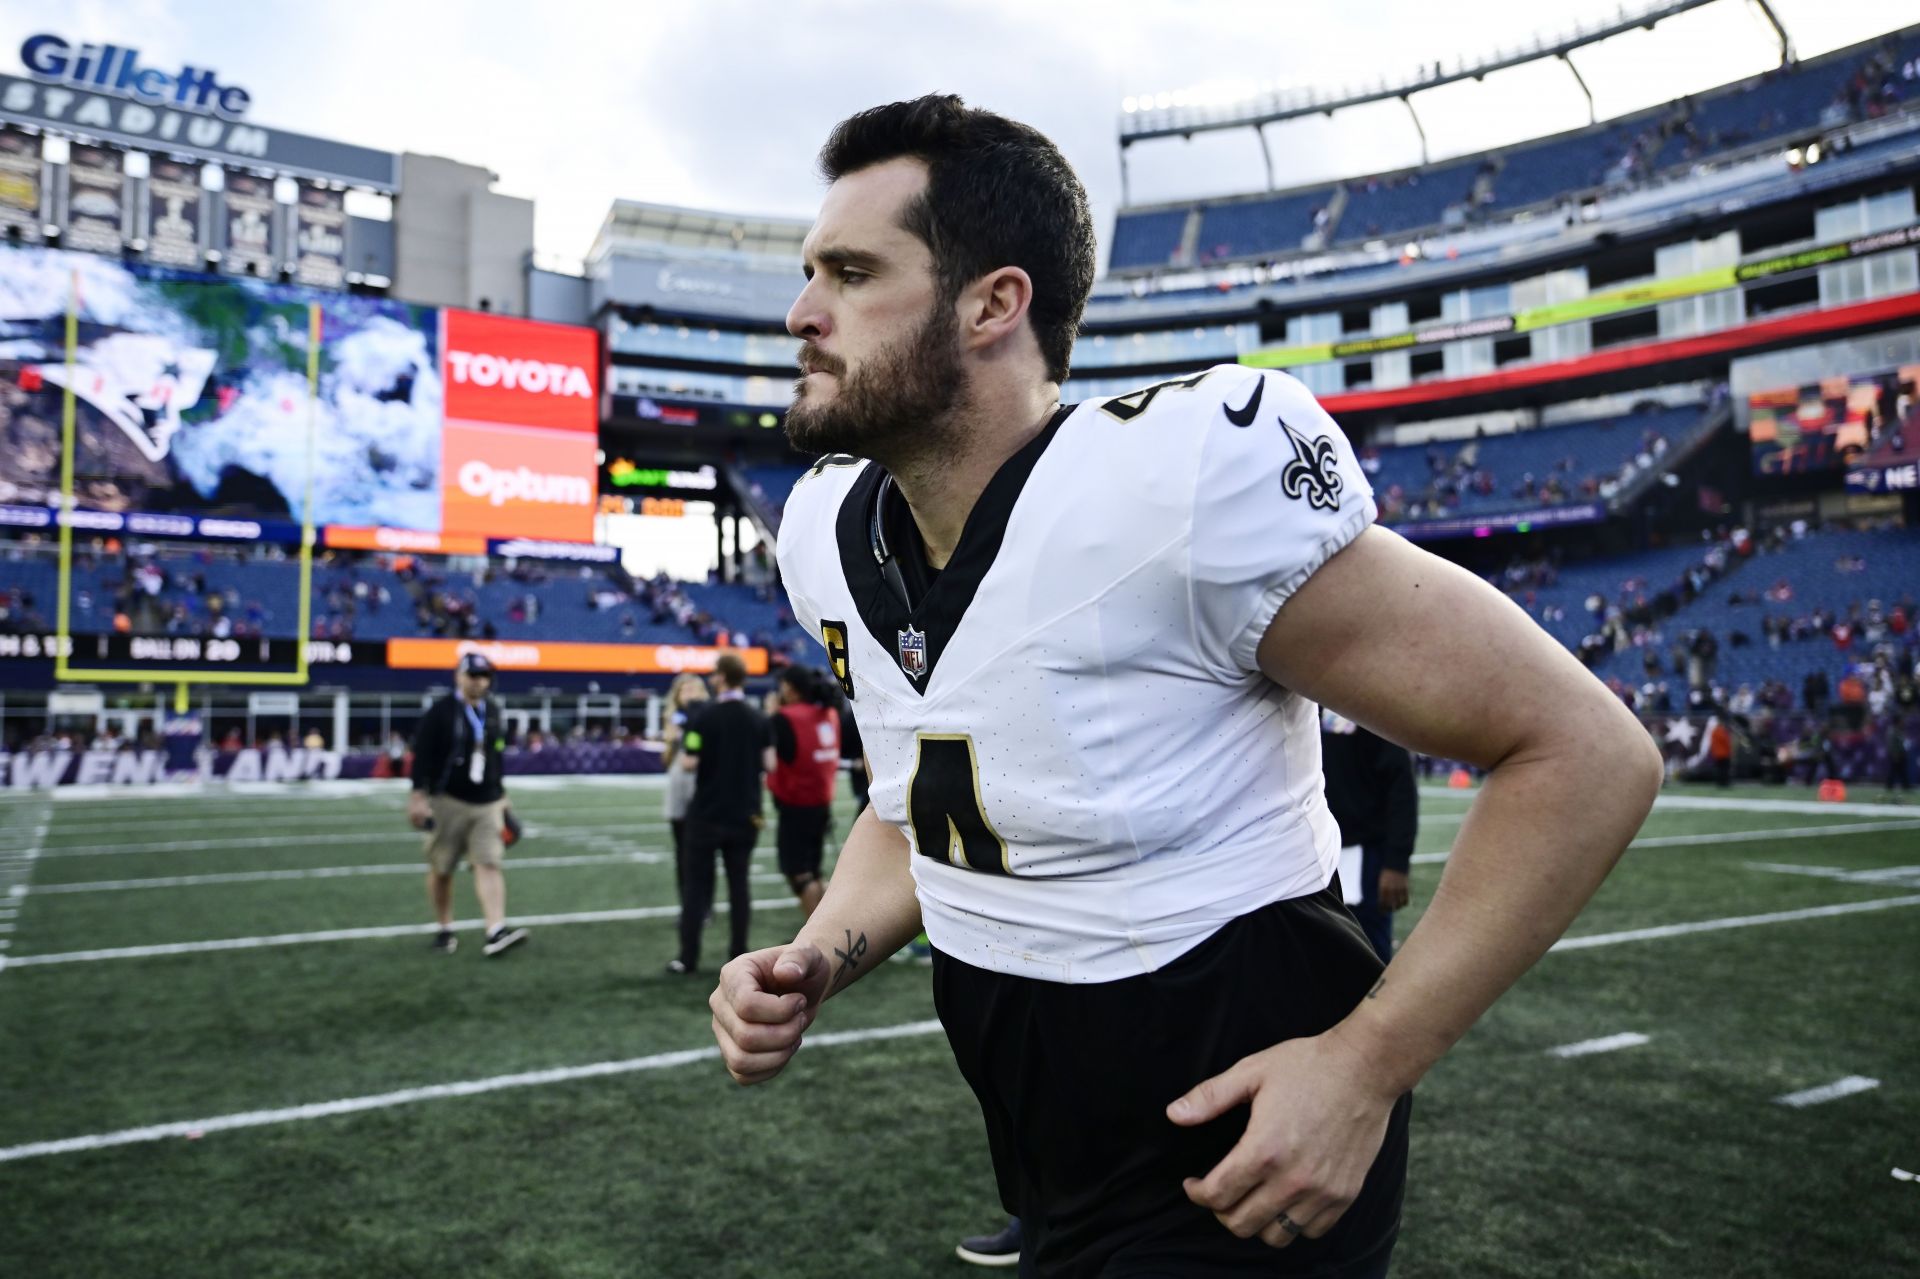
[1223,377,1263,427]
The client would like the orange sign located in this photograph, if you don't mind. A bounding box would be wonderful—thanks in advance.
[440,421,597,542]
[387,638,769,676]
[442,308,600,433]
[324,526,488,554]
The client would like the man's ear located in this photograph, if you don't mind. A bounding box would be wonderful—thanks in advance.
[957,266,1034,352]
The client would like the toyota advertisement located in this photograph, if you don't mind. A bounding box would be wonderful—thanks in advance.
[0,245,600,547]
[439,308,599,543]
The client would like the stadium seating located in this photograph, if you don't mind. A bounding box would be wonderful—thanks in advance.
[0,548,732,649]
[1110,29,1920,270]
[1490,527,1919,717]
[1337,160,1484,243]
[739,462,812,528]
[1109,207,1192,270]
[1,554,299,639]
[1365,404,1709,523]
[1616,528,1920,693]
[1487,130,1621,210]
[1654,68,1837,170]
[1496,539,1724,653]
[1193,189,1334,261]
[1654,35,1920,170]
[683,581,790,641]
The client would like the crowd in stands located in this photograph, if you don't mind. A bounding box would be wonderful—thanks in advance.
[1491,521,1919,788]
[1362,403,1706,524]
[7,512,1915,787]
[0,534,816,667]
[308,547,807,656]
[0,535,291,639]
[0,580,38,633]
[739,462,812,529]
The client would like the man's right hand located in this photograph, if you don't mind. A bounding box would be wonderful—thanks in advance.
[406,791,431,829]
[710,943,831,1085]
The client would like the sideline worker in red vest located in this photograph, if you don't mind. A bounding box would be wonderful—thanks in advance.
[768,666,841,916]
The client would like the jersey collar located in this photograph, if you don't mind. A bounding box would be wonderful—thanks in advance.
[834,402,1074,697]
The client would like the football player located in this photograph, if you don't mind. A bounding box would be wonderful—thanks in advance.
[709,95,1662,1278]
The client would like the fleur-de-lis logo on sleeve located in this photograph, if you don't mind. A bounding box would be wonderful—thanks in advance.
[1279,417,1344,512]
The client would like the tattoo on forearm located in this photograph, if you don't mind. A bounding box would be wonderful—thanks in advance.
[829,929,869,995]
[1366,977,1385,1000]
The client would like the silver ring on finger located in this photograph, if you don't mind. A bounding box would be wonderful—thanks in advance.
[1275,1212,1303,1238]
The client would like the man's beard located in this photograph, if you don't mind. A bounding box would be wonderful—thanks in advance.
[784,303,967,464]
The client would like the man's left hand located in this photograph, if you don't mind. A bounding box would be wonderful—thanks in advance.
[1168,1032,1396,1248]
[1377,868,1410,912]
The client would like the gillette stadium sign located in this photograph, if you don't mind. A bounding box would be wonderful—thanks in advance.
[0,34,396,188]
[21,34,251,117]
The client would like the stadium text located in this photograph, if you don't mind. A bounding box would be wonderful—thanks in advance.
[0,79,266,155]
[20,34,251,117]
[1,747,344,789]
[0,633,355,666]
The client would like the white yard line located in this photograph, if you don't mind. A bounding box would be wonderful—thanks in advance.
[1547,1032,1651,1058]
[4,897,802,967]
[1745,863,1920,887]
[1775,1076,1880,1108]
[0,784,668,822]
[1410,818,1920,864]
[1417,787,1920,818]
[0,797,49,973]
[11,884,1916,970]
[36,833,467,858]
[36,823,677,859]
[41,806,679,837]
[0,1018,946,1164]
[1649,795,1919,817]
[1551,895,1920,950]
[1628,820,1920,847]
[30,775,669,804]
[24,852,668,896]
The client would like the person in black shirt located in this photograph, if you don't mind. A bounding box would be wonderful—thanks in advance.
[668,652,772,975]
[407,652,528,957]
[1318,710,1418,962]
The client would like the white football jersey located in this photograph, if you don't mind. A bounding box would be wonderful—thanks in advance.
[776,364,1376,983]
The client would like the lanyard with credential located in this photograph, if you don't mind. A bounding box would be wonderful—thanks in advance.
[463,701,488,786]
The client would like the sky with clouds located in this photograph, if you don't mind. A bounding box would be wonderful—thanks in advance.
[8,0,1919,268]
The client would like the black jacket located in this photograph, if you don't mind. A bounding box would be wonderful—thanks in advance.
[410,695,506,804]
[684,697,770,826]
[1319,720,1417,873]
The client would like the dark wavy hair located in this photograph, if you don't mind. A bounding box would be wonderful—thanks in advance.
[819,94,1096,385]
[779,665,834,708]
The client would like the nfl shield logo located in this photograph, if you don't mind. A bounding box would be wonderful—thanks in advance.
[897,625,927,677]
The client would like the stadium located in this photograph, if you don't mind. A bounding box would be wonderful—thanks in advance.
[0,3,1917,1275]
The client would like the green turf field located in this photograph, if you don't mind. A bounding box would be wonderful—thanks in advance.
[0,778,1915,1277]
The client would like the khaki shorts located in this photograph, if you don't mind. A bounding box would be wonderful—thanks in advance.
[425,796,507,876]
